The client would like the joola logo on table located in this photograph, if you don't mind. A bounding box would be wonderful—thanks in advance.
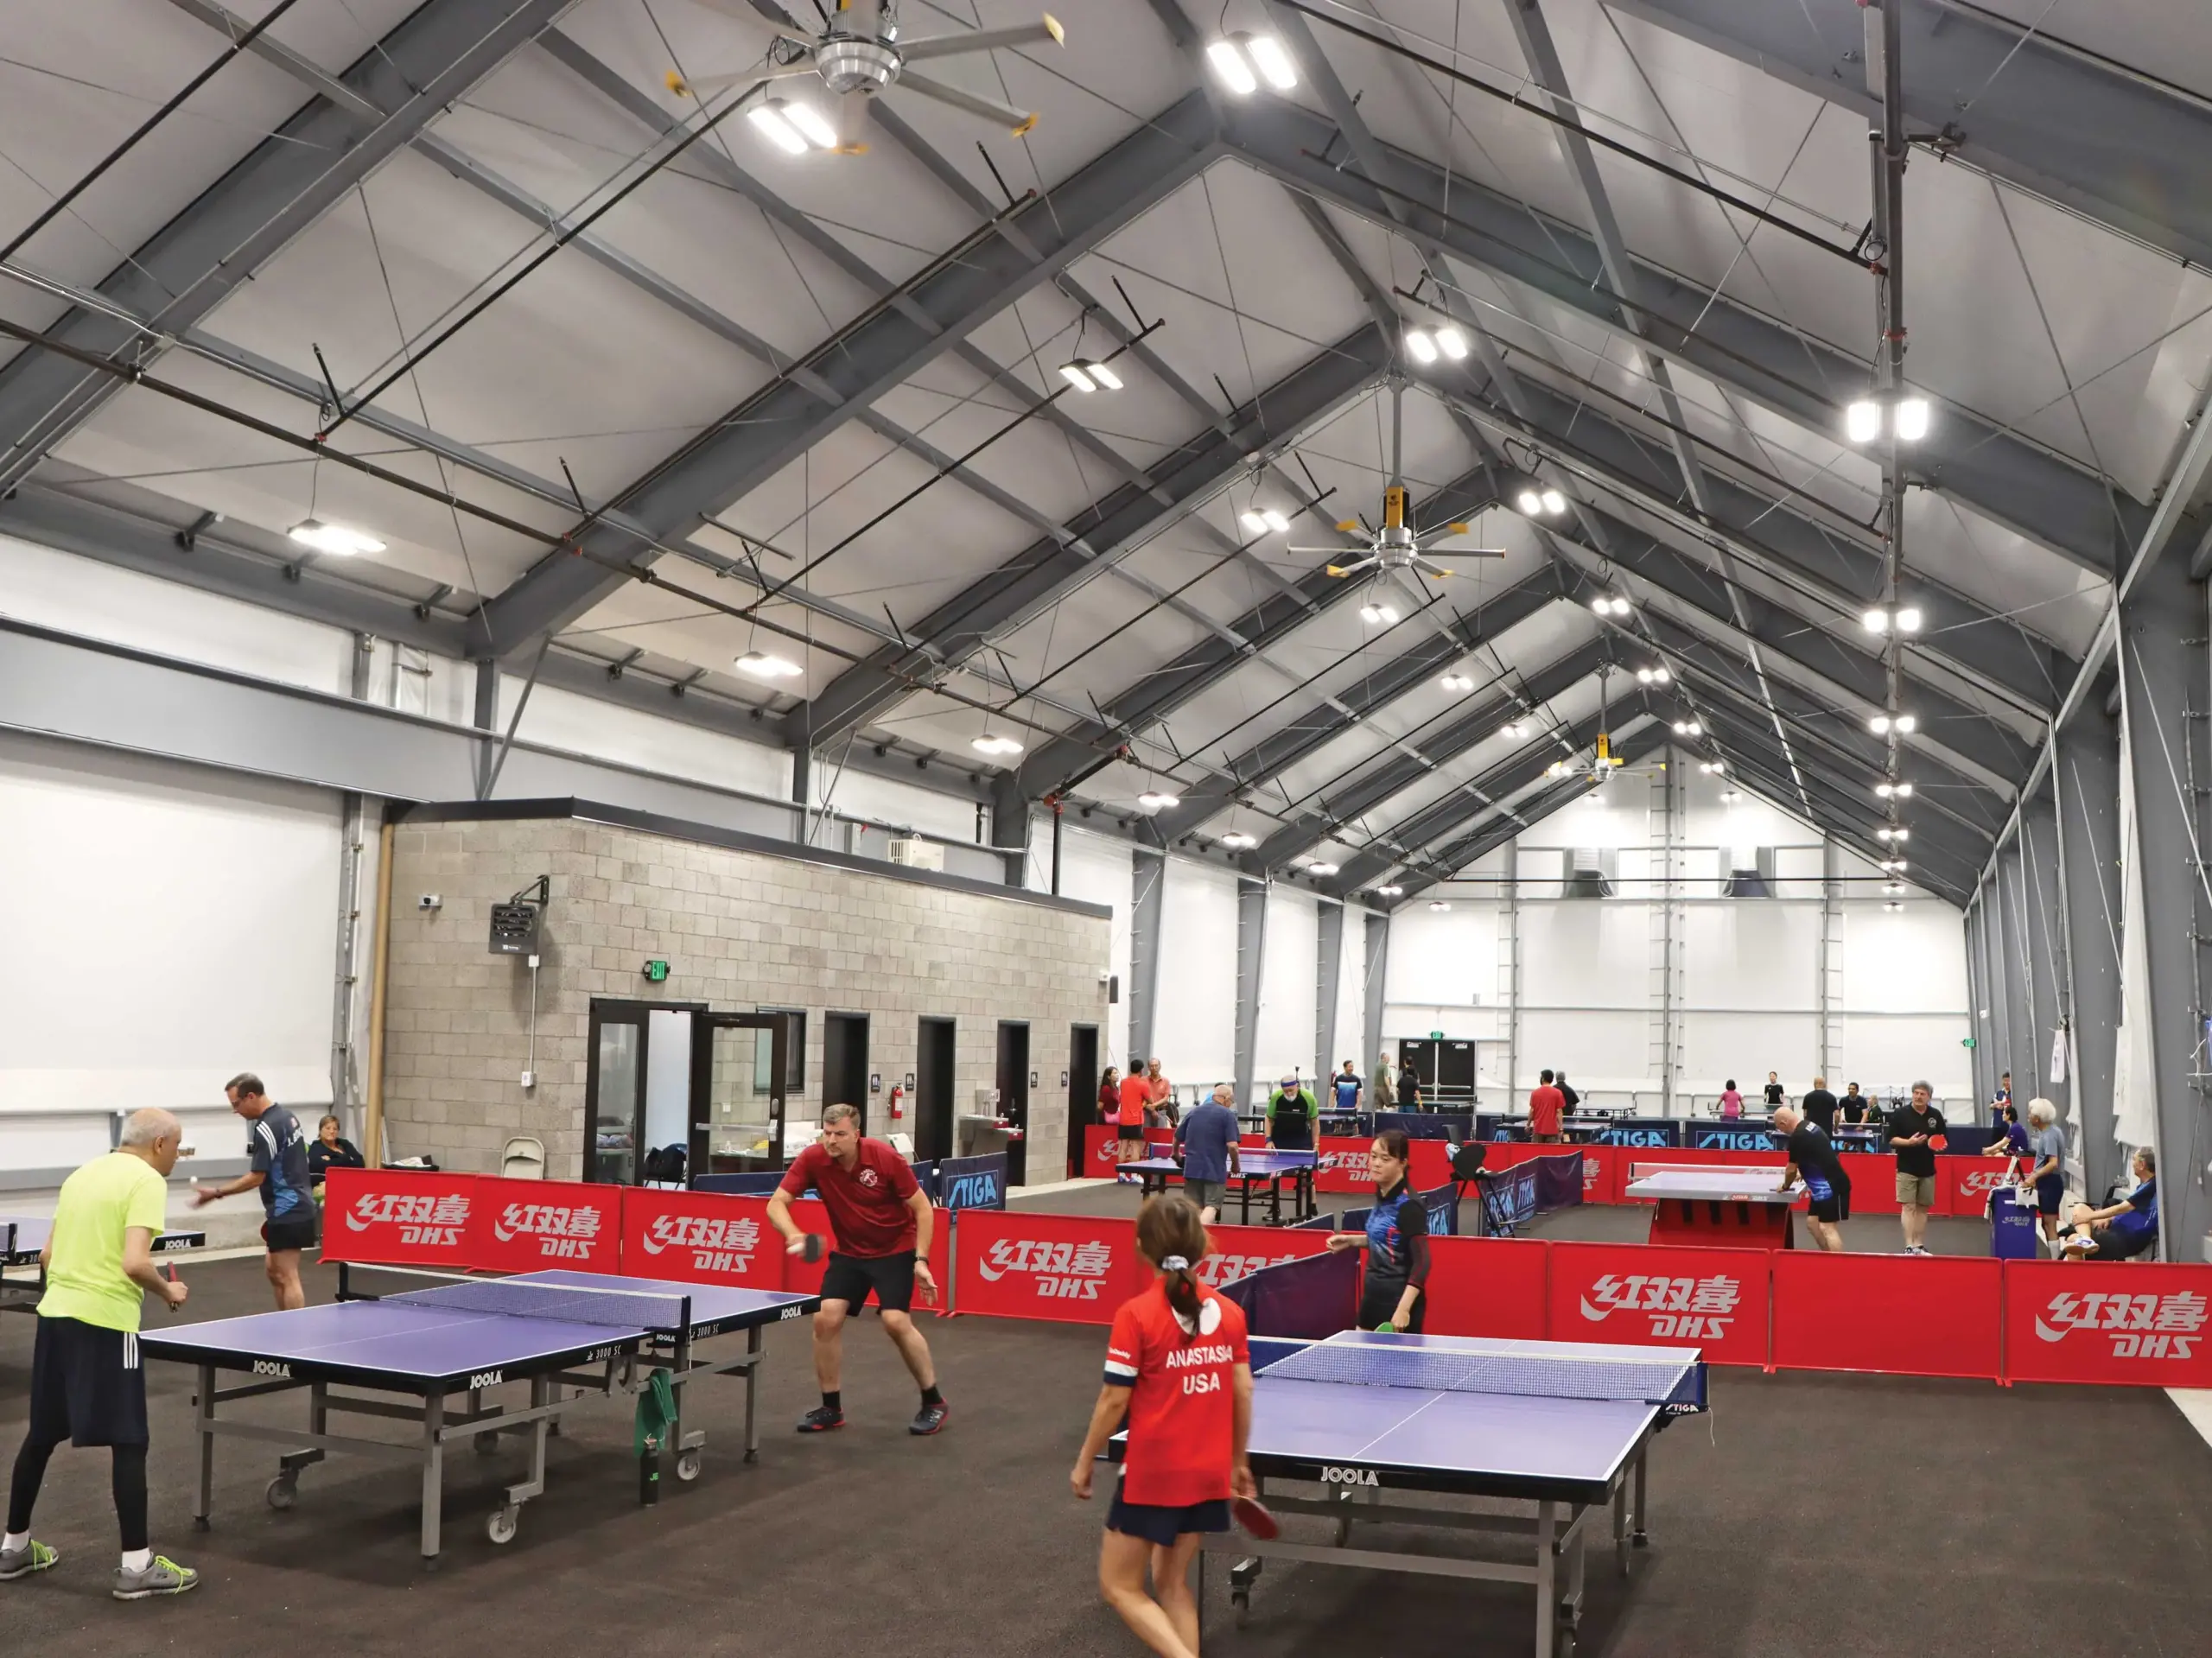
[345,1190,470,1247]
[2035,1291,2206,1359]
[1320,1466,1380,1486]
[1195,1253,1297,1288]
[1579,1273,1741,1341]
[493,1202,606,1258]
[639,1214,760,1274]
[976,1236,1116,1299]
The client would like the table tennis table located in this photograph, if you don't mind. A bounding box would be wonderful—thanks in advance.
[1109,1330,1706,1658]
[2,1215,204,1314]
[136,1264,818,1563]
[1117,1149,1318,1224]
[1623,1163,1805,1248]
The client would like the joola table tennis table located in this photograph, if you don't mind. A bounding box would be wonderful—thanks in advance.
[1116,1149,1319,1224]
[1,1215,204,1314]
[1109,1330,1707,1658]
[137,1266,817,1563]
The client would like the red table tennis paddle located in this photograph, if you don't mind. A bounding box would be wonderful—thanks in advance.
[1928,1134,1948,1151]
[1231,1496,1279,1540]
[161,1263,181,1313]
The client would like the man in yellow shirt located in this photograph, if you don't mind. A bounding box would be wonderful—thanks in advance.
[2,1109,197,1599]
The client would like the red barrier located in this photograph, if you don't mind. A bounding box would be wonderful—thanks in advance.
[321,1168,478,1269]
[1167,1223,1337,1298]
[1548,1241,1770,1367]
[471,1176,623,1274]
[621,1188,785,1290]
[953,1207,1132,1324]
[1839,1153,1900,1216]
[1424,1237,1548,1340]
[2002,1261,2212,1387]
[1772,1251,2003,1379]
[1940,1159,2017,1220]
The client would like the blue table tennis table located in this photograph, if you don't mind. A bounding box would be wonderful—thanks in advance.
[1109,1330,1707,1658]
[137,1265,818,1564]
[2,1214,204,1314]
[1116,1149,1319,1224]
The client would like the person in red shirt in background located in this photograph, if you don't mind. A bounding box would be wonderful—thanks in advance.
[767,1103,947,1436]
[1528,1068,1567,1143]
[1071,1196,1254,1658]
[1116,1062,1154,1166]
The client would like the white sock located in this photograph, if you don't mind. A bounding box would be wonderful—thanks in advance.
[121,1548,151,1572]
[3,1532,28,1553]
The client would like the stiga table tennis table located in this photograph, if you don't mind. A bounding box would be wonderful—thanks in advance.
[1116,1149,1318,1224]
[1,1215,204,1314]
[1111,1330,1707,1658]
[137,1265,817,1563]
[1622,1163,1805,1248]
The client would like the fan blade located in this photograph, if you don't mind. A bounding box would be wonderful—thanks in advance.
[900,17,1065,62]
[666,60,816,98]
[894,70,1039,135]
[1334,518,1360,533]
[1323,560,1378,577]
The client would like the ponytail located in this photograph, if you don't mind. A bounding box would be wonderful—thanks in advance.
[1135,1194,1211,1342]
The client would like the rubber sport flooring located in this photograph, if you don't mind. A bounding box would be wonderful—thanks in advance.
[2,1255,2207,1657]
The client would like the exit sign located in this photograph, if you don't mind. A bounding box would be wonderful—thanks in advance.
[1429,1030,1445,1039]
[643,959,670,982]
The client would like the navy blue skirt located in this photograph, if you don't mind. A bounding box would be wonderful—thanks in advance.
[1106,1490,1231,1546]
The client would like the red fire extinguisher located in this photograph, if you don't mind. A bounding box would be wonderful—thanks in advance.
[888,1083,905,1120]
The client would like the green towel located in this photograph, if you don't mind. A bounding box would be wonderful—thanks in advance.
[633,1369,677,1457]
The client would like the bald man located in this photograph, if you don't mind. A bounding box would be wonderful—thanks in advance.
[1773,1105,1849,1254]
[3,1109,198,1598]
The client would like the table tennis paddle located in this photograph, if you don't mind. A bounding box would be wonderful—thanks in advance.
[1230,1495,1279,1540]
[160,1263,180,1313]
[1374,1321,1395,1335]
[788,1233,825,1263]
[1928,1134,1948,1151]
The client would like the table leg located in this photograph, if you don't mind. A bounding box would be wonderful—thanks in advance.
[1565,1501,1586,1625]
[1533,1500,1556,1658]
[744,1324,762,1463]
[1612,1479,1629,1576]
[193,1363,214,1531]
[1632,1446,1649,1547]
[419,1390,445,1565]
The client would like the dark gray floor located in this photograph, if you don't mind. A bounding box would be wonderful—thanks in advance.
[5,1255,2208,1656]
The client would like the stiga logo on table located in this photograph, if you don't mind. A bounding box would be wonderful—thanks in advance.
[2035,1290,2206,1358]
[638,1213,761,1274]
[493,1202,606,1260]
[1579,1273,1742,1341]
[345,1190,470,1248]
[976,1236,1116,1299]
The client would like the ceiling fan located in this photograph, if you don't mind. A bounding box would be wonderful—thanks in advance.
[1541,664,1627,783]
[668,0,1065,154]
[1284,380,1503,617]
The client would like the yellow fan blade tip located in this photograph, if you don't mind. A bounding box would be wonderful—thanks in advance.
[1325,566,1351,577]
[1334,518,1359,533]
[664,70,691,97]
[1011,111,1039,137]
[1429,567,1453,578]
[835,142,871,156]
[1446,522,1471,535]
[1043,14,1066,45]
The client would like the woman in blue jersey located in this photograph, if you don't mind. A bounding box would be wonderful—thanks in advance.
[1325,1129,1431,1333]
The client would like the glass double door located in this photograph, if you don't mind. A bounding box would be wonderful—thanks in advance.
[586,1004,791,1181]
[690,1013,792,1175]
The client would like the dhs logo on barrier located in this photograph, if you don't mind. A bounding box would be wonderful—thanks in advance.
[2035,1290,2206,1359]
[1196,1251,1297,1288]
[1955,1169,2013,1206]
[345,1190,470,1248]
[639,1213,760,1274]
[1316,1149,1369,1175]
[493,1201,606,1260]
[1580,1272,1742,1341]
[977,1236,1116,1300]
[944,1172,1001,1209]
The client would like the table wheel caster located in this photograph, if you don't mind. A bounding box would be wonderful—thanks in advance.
[676,1450,702,1483]
[486,1506,518,1546]
[264,1476,296,1511]
[1632,1531,1650,1548]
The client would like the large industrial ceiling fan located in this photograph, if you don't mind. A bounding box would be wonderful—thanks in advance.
[1287,380,1503,619]
[669,0,1065,154]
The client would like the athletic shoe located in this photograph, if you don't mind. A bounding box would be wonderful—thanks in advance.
[795,1405,845,1432]
[0,1540,58,1581]
[112,1556,198,1600]
[1906,1245,1931,1256]
[909,1400,950,1436]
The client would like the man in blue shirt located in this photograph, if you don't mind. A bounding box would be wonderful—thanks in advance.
[1331,1062,1363,1115]
[1173,1084,1243,1224]
[189,1073,317,1310]
[2061,1148,2158,1261]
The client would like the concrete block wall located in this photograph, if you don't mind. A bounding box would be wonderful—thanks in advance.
[380,814,1111,1182]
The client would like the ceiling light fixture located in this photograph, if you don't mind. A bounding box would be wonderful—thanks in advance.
[1591,594,1631,617]
[1881,857,1909,873]
[1375,884,1402,897]
[1238,505,1292,535]
[1884,899,1904,912]
[1672,720,1701,736]
[1541,488,1566,515]
[735,650,802,679]
[1057,357,1122,392]
[1868,712,1918,735]
[1303,861,1340,876]
[1501,720,1530,740]
[1359,600,1400,625]
[1845,395,1930,445]
[1875,780,1915,800]
[1719,788,1740,803]
[288,518,385,556]
[1207,30,1298,94]
[1885,882,1906,896]
[1403,328,1440,365]
[1700,760,1725,774]
[1862,606,1923,635]
[1137,789,1181,811]
[1516,486,1567,518]
[970,732,1024,757]
[1219,830,1258,849]
[1434,326,1467,360]
[1428,899,1452,912]
[1440,672,1476,691]
[747,96,836,155]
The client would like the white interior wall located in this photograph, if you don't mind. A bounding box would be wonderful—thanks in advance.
[505,682,791,800]
[809,765,983,843]
[1153,856,1238,1086]
[1255,887,1319,1089]
[1048,827,1135,1058]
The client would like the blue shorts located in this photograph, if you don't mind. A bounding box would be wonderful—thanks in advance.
[1106,1490,1230,1547]
[2036,1174,2064,1216]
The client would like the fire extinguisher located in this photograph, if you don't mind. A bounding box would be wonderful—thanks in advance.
[888,1083,905,1119]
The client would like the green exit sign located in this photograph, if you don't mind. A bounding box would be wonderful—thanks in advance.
[643,959,670,982]
[1430,1030,1445,1040]
[1961,1035,1976,1049]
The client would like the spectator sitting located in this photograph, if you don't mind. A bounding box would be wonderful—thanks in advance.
[306,1114,365,1195]
[1982,1102,2029,1166]
[2059,1149,2158,1262]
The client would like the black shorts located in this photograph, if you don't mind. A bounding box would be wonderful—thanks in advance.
[1117,1123,1146,1142]
[1358,1281,1425,1334]
[820,1249,917,1313]
[263,1213,320,1253]
[1808,1173,1853,1224]
[1106,1490,1230,1546]
[29,1316,149,1448]
[2035,1175,2064,1217]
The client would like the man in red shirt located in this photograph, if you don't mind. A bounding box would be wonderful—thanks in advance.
[767,1104,947,1435]
[1116,1063,1154,1166]
[1528,1068,1567,1142]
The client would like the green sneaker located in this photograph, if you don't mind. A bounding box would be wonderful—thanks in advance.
[0,1540,59,1580]
[112,1554,198,1599]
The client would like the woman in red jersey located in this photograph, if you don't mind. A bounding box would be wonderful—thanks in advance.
[1071,1197,1254,1658]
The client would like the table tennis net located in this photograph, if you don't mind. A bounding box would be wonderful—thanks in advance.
[385,1277,692,1333]
[1266,1340,1700,1407]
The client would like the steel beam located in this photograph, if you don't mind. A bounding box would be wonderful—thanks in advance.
[2054,689,2122,1198]
[1609,0,2212,270]
[1127,849,1166,1070]
[1315,900,1344,1083]
[1362,910,1389,1079]
[1141,567,1563,842]
[1232,877,1269,1107]
[1995,840,2035,1100]
[1220,96,2140,575]
[471,92,1221,654]
[2019,785,2069,1121]
[0,0,574,492]
[1963,893,1990,1107]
